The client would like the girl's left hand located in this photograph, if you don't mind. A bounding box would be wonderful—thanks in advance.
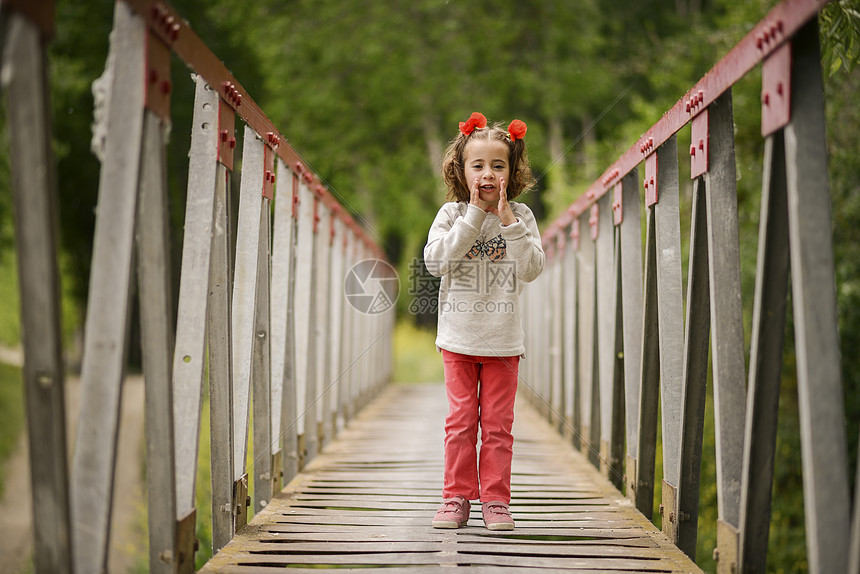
[487,177,517,226]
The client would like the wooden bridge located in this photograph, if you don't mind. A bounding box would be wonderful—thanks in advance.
[199,382,699,573]
[1,0,856,573]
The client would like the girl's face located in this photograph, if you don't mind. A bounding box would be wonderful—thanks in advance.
[463,139,510,204]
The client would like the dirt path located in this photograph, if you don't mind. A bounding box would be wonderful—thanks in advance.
[0,349,146,574]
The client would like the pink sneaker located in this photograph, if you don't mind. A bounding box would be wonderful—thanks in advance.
[482,501,514,530]
[432,496,471,529]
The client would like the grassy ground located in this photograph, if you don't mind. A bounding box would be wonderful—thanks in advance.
[0,253,21,346]
[392,321,443,383]
[0,253,23,498]
[0,362,24,499]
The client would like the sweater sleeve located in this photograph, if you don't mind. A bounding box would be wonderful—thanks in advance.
[499,203,545,283]
[423,203,488,277]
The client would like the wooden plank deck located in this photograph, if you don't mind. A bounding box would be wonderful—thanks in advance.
[200,382,703,573]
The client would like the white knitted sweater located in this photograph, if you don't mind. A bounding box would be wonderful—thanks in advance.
[423,202,545,357]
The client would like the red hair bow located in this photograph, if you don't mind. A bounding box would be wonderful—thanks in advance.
[508,119,527,140]
[459,112,487,136]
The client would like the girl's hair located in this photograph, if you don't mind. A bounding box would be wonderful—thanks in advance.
[441,121,536,203]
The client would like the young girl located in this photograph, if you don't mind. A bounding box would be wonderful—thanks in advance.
[424,112,544,530]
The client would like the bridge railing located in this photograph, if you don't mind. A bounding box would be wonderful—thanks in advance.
[1,1,394,572]
[521,0,855,572]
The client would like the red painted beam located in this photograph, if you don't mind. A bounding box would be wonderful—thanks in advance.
[0,0,55,39]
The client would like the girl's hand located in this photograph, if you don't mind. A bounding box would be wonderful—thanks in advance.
[469,178,491,211]
[487,177,517,226]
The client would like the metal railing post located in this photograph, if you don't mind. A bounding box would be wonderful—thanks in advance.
[562,226,579,446]
[271,160,298,488]
[675,170,710,555]
[596,192,622,484]
[1,6,72,573]
[251,189,273,514]
[314,196,332,449]
[783,18,849,574]
[230,125,268,530]
[618,170,643,501]
[70,3,146,570]
[137,107,179,574]
[207,97,236,555]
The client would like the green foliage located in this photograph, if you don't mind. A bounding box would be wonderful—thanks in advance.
[824,46,860,500]
[47,0,114,303]
[820,0,860,76]
[0,250,20,346]
[0,117,13,256]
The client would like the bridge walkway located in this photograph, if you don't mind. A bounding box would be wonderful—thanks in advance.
[200,383,701,573]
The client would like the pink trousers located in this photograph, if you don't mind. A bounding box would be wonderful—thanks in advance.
[441,349,519,503]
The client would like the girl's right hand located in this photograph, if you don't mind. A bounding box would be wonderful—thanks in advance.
[469,178,489,211]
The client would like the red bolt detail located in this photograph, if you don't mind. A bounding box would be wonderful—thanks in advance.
[690,145,696,156]
[149,69,158,84]
[699,139,704,150]
[161,80,171,95]
[648,137,654,148]
[265,170,272,182]
[643,178,648,189]
[777,20,784,33]
[220,130,228,142]
[229,138,236,149]
[762,92,770,105]
[756,35,763,50]
[651,177,655,186]
[686,101,691,113]
[235,94,242,107]
[776,82,784,96]
[171,23,180,42]
[698,90,704,102]
[166,15,175,29]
